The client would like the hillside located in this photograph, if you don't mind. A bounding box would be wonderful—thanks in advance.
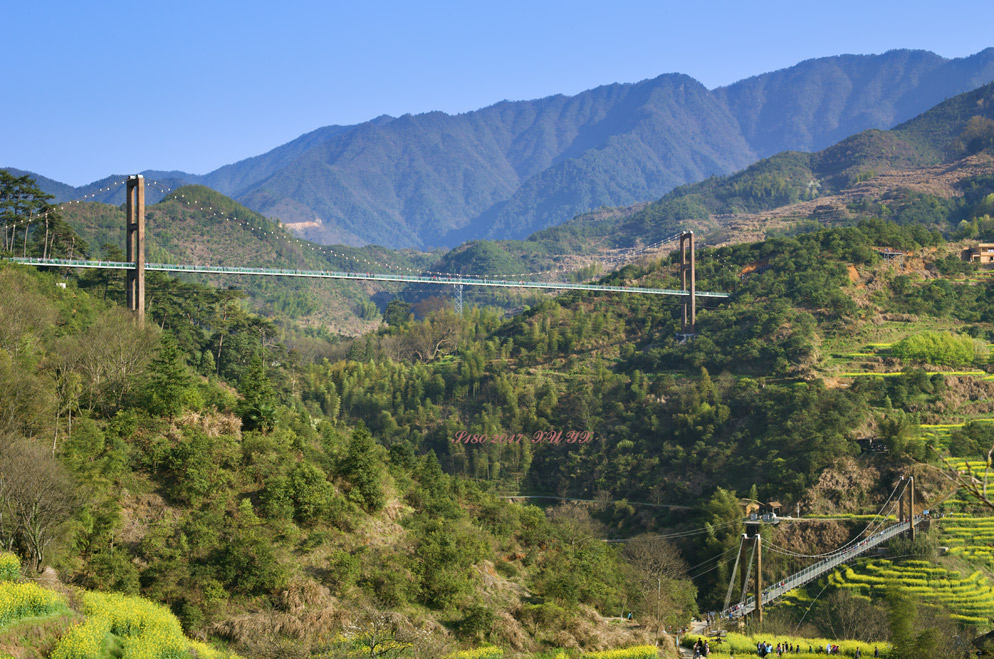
[17,49,994,249]
[59,185,441,335]
[0,260,683,658]
[7,211,994,654]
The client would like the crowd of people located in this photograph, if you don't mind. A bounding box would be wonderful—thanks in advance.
[690,636,881,658]
[754,640,879,657]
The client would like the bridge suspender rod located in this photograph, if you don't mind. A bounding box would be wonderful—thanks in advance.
[723,535,747,612]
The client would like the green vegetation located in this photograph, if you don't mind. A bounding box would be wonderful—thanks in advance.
[0,254,686,656]
[891,331,987,366]
[16,148,994,654]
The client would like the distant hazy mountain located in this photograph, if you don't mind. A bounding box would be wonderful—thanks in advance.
[536,78,994,250]
[715,48,994,157]
[14,48,994,249]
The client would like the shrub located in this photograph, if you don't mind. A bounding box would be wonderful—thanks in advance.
[891,332,985,366]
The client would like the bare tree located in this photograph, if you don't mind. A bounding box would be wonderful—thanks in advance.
[59,309,159,413]
[0,440,79,571]
[0,352,56,441]
[0,269,57,359]
[339,604,421,658]
[623,534,695,636]
[403,313,461,362]
[818,590,889,642]
[548,503,604,549]
[928,444,994,510]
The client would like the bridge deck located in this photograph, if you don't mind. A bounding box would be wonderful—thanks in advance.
[724,516,924,619]
[6,257,730,298]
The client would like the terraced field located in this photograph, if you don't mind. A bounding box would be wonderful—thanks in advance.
[937,515,994,568]
[829,559,994,625]
[824,332,994,381]
[944,457,994,481]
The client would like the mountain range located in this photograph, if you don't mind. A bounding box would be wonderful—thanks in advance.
[12,48,994,249]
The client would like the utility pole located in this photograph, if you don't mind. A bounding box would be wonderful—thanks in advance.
[125,175,145,325]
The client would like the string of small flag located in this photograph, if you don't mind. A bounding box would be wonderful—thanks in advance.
[8,176,689,282]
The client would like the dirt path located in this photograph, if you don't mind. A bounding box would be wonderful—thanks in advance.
[678,619,710,658]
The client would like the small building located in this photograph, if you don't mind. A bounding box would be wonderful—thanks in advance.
[874,247,906,266]
[856,438,888,453]
[969,243,994,264]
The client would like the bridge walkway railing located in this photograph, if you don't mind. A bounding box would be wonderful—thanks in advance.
[724,516,924,620]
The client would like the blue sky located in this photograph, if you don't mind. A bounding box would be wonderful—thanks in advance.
[5,0,994,186]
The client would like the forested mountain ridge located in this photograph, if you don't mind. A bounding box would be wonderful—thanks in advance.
[714,48,994,157]
[28,77,994,347]
[14,49,994,249]
[537,77,994,250]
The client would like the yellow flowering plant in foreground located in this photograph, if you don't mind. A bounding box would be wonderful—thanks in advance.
[50,617,112,659]
[445,647,504,659]
[0,553,21,582]
[582,646,659,658]
[49,590,241,659]
[682,632,890,657]
[0,580,67,626]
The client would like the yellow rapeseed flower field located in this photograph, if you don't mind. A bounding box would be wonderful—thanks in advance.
[582,646,659,658]
[49,590,242,659]
[0,553,21,582]
[0,580,66,626]
[445,647,504,659]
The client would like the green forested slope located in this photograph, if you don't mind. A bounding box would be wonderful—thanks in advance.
[10,183,994,654]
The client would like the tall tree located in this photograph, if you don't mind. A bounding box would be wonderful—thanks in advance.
[144,335,193,419]
[0,170,59,255]
[340,424,385,513]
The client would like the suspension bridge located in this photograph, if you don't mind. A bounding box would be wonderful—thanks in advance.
[3,175,730,330]
[718,477,923,622]
[5,256,730,298]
